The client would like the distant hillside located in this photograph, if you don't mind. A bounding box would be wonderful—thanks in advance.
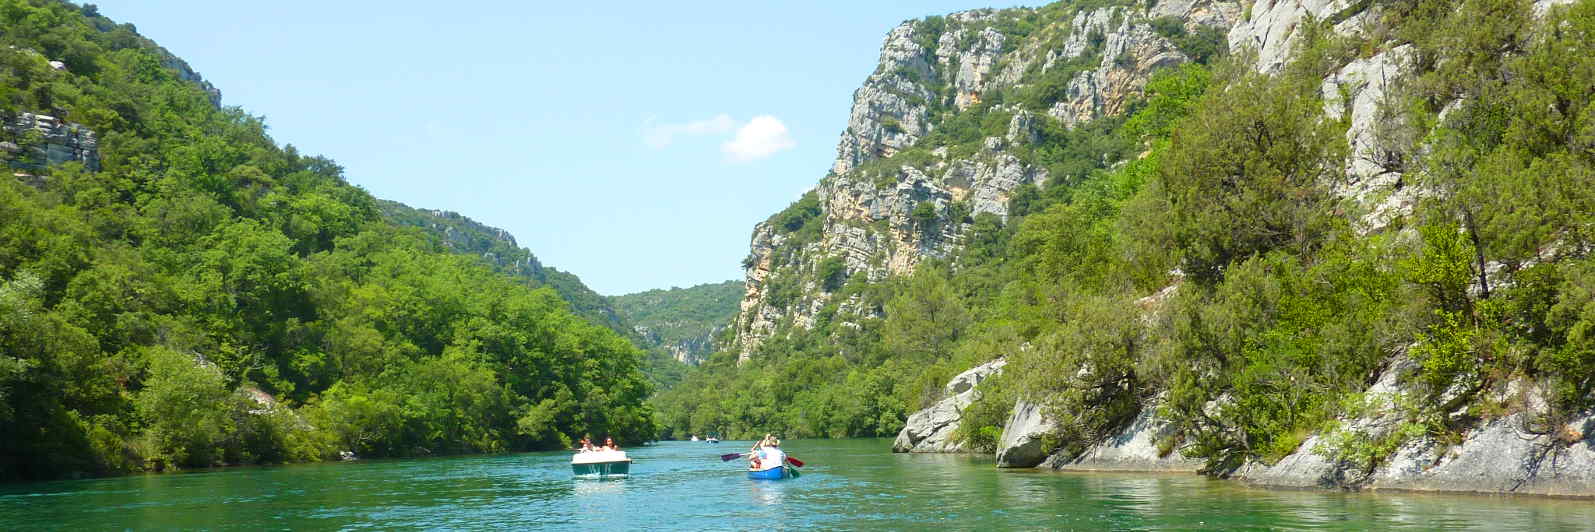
[612,281,743,365]
[0,0,656,480]
[378,200,689,388]
[378,199,626,333]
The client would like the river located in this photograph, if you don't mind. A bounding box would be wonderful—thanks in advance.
[3,439,1593,530]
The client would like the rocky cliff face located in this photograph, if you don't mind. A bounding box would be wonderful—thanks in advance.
[1,112,99,173]
[730,1,1242,361]
[974,0,1595,498]
[612,281,743,365]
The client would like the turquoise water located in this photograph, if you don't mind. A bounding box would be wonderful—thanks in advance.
[3,439,1594,530]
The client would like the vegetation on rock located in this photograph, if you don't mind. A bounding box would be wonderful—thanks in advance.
[657,0,1595,483]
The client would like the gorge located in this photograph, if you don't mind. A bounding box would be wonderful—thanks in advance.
[5,0,1595,506]
[656,0,1595,499]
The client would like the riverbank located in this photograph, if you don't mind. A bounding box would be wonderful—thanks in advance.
[903,356,1595,500]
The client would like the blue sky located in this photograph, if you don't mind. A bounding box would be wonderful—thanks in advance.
[92,1,1038,295]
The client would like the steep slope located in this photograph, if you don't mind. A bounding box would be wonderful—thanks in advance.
[658,0,1240,440]
[729,1,1238,360]
[377,200,692,387]
[0,0,655,480]
[378,200,629,335]
[665,0,1595,498]
[612,280,742,365]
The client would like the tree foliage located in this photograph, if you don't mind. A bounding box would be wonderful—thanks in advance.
[0,0,655,481]
[661,1,1595,476]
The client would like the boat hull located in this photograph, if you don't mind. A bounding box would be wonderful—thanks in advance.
[746,466,789,480]
[572,461,630,478]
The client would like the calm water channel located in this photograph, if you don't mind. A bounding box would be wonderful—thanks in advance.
[3,438,1594,530]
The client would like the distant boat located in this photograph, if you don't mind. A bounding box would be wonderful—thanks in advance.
[571,449,631,478]
[690,435,699,442]
[706,437,719,444]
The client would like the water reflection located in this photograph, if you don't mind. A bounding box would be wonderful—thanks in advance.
[748,479,786,506]
[572,478,625,496]
[3,440,1595,530]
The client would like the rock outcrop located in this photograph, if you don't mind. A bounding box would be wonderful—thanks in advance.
[729,2,1244,361]
[996,399,1054,468]
[2,112,99,172]
[1238,358,1595,497]
[893,358,1006,453]
[636,323,725,364]
[1369,411,1595,497]
[1042,398,1204,473]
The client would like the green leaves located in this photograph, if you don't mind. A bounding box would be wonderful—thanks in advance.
[1157,60,1346,286]
[0,0,658,479]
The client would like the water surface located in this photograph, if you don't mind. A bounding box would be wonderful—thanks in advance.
[3,439,1593,530]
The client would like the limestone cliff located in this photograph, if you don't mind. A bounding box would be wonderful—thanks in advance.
[612,281,743,365]
[1,112,99,173]
[730,1,1243,361]
[977,0,1595,498]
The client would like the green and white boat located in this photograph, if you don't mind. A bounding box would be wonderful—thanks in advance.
[571,450,631,478]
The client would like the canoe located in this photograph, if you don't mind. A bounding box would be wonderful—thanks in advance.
[571,450,632,478]
[746,466,789,480]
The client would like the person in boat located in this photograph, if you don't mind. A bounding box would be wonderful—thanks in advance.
[604,436,619,451]
[577,436,594,452]
[749,435,785,471]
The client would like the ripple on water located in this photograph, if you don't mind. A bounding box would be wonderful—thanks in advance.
[4,440,1595,530]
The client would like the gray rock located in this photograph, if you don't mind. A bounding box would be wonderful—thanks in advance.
[1045,400,1203,472]
[997,399,1055,468]
[3,112,99,172]
[946,358,1005,396]
[1237,358,1417,489]
[1236,433,1350,488]
[1005,111,1042,145]
[1319,45,1416,233]
[831,21,939,176]
[728,3,1236,362]
[1227,0,1347,74]
[1239,355,1595,497]
[893,358,1006,453]
[1371,412,1595,497]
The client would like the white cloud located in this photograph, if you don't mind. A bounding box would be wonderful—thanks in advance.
[642,114,796,163]
[643,114,736,149]
[721,115,796,163]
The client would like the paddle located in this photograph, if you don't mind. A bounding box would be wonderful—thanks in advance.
[719,452,805,468]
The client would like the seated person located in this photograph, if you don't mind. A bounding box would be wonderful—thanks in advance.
[762,438,786,468]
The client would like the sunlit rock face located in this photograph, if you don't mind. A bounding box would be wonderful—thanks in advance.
[730,2,1242,362]
[3,112,99,172]
[893,359,1006,453]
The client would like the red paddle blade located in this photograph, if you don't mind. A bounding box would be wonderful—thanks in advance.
[720,452,744,461]
[787,456,804,467]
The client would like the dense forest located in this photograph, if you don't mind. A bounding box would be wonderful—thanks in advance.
[654,0,1595,478]
[376,200,692,388]
[612,280,742,365]
[0,0,655,481]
